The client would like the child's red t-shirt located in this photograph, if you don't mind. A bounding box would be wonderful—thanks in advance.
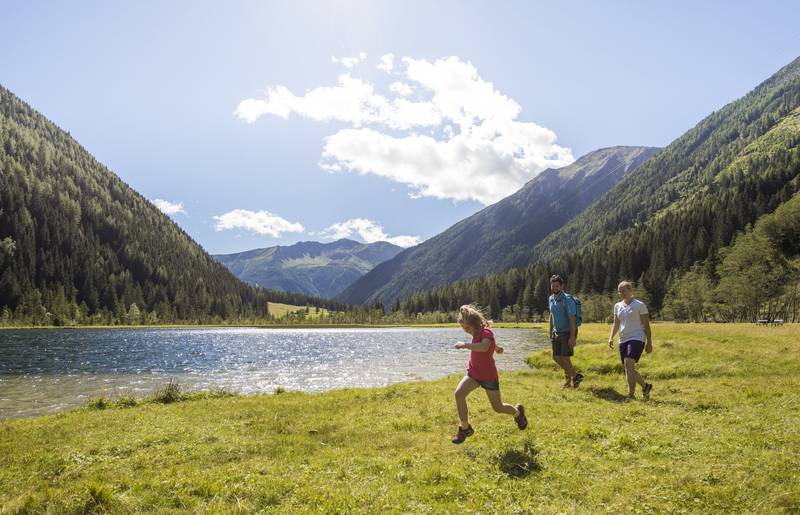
[466,327,498,382]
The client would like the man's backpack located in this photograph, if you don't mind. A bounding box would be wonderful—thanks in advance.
[563,293,582,327]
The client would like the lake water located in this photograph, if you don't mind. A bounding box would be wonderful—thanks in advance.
[0,327,548,419]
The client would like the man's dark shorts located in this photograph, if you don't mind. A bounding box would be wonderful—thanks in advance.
[551,331,574,357]
[619,339,645,364]
[467,374,500,391]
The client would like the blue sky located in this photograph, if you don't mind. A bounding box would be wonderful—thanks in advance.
[2,1,798,254]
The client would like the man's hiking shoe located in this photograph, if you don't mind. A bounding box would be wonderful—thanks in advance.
[572,373,585,388]
[514,404,528,430]
[643,383,653,400]
[451,425,474,444]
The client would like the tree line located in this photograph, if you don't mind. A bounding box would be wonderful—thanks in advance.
[391,188,800,324]
[0,86,347,326]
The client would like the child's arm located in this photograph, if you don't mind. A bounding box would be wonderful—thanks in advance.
[608,314,620,348]
[455,338,493,352]
[641,313,653,353]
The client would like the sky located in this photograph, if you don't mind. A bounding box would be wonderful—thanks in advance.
[2,1,799,254]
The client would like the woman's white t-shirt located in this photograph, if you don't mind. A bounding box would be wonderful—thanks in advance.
[614,298,649,343]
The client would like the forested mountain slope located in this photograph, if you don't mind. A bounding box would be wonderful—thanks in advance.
[395,56,800,318]
[338,146,659,307]
[0,85,342,325]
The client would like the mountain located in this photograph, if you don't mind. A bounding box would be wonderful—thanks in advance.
[337,146,660,307]
[214,239,403,298]
[0,85,343,325]
[396,56,800,318]
[526,55,800,306]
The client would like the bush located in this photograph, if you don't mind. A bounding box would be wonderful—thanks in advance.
[87,397,110,410]
[151,379,185,404]
[114,396,138,408]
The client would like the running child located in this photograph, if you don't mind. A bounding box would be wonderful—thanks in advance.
[451,304,527,444]
[608,281,653,399]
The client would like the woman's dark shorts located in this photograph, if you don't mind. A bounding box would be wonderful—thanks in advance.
[467,374,500,391]
[551,331,574,357]
[620,340,645,364]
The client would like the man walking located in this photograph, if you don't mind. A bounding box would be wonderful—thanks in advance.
[548,275,584,388]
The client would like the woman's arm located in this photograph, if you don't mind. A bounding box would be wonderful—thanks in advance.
[455,338,492,352]
[641,313,652,352]
[608,314,620,348]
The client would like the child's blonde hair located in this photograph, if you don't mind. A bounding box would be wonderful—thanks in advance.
[618,280,634,291]
[458,304,490,330]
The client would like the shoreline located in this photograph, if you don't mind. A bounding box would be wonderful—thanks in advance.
[0,324,548,420]
[0,322,548,330]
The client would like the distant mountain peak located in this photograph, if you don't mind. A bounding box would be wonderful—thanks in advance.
[214,239,403,298]
[336,145,660,307]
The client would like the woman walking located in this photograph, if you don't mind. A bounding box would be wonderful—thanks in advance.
[608,281,653,399]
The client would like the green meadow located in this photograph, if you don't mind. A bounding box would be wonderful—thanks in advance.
[1,323,798,513]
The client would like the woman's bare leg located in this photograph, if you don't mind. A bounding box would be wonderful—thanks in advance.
[624,358,646,397]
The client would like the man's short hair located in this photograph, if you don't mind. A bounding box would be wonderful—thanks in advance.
[550,274,564,285]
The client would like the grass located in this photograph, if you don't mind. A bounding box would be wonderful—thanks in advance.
[1,323,799,512]
[267,302,333,320]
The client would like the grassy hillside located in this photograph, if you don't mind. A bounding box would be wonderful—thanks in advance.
[1,323,798,512]
[267,301,333,320]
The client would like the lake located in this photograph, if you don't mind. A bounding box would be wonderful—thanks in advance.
[0,326,548,419]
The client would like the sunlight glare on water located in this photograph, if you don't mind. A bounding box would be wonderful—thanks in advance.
[0,327,548,418]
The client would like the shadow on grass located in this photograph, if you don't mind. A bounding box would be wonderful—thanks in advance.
[587,386,629,403]
[498,441,542,478]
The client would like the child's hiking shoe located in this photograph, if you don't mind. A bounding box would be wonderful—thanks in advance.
[572,372,585,388]
[642,382,653,400]
[514,404,528,430]
[451,424,474,444]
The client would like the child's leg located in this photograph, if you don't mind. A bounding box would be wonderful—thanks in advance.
[454,376,480,427]
[485,389,519,417]
[623,358,646,396]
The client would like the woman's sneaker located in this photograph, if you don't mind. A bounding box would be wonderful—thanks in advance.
[451,424,474,444]
[642,383,653,400]
[514,404,528,430]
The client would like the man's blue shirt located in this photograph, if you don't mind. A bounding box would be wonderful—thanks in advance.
[549,292,577,333]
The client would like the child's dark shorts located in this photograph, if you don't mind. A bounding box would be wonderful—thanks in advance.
[467,374,500,391]
[619,340,645,364]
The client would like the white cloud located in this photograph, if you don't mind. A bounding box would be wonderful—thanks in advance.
[389,81,413,96]
[234,74,440,130]
[320,218,420,248]
[236,55,574,205]
[332,51,367,69]
[213,209,304,237]
[152,199,185,216]
[377,53,395,73]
